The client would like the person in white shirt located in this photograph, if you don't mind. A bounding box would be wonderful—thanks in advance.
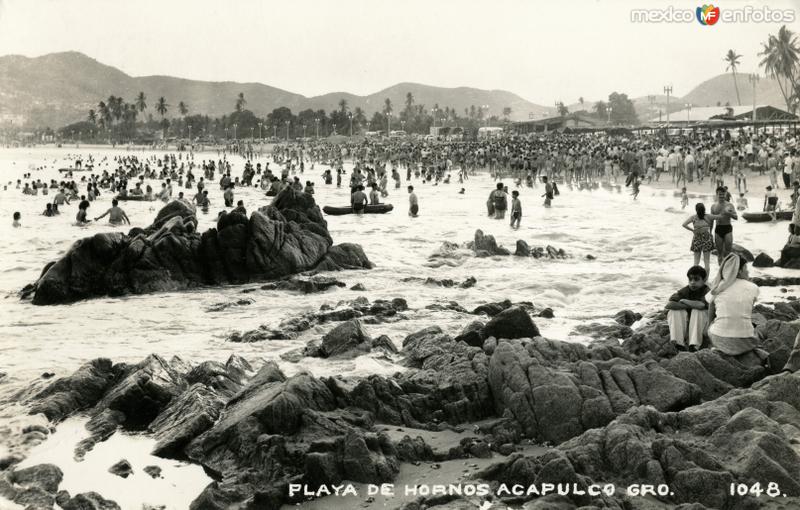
[707,253,768,365]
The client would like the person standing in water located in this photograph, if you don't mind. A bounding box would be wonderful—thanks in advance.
[408,185,419,217]
[710,186,737,264]
[510,190,522,229]
[542,176,554,207]
[12,212,21,227]
[95,199,130,225]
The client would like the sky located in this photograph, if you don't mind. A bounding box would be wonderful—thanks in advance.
[1,0,799,105]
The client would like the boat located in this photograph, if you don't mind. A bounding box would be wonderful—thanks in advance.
[58,167,91,173]
[323,204,394,215]
[115,194,155,202]
[742,210,793,223]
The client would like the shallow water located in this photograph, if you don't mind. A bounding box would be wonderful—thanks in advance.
[0,145,791,401]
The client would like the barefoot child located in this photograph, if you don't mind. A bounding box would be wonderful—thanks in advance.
[666,265,710,352]
[510,190,521,229]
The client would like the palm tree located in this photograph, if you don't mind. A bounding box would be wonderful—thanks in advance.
[235,92,246,112]
[135,92,147,114]
[338,98,349,113]
[724,49,743,106]
[759,26,800,112]
[178,101,189,117]
[156,97,169,138]
[502,107,512,121]
[98,101,111,128]
[383,98,393,116]
[353,107,366,130]
[88,109,97,125]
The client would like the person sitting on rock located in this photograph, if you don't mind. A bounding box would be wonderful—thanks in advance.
[666,265,710,352]
[707,253,768,366]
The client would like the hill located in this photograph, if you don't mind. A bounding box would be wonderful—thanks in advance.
[0,52,550,127]
[681,72,788,109]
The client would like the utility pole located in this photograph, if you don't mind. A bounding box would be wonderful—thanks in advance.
[663,85,673,127]
[749,73,760,131]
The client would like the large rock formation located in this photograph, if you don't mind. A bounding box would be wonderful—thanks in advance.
[27,189,373,305]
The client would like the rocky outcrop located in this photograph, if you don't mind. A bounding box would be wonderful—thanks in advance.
[229,296,408,342]
[401,276,477,289]
[776,243,800,269]
[0,464,63,509]
[27,189,372,305]
[753,252,775,268]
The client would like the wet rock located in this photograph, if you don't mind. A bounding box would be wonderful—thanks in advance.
[572,321,633,339]
[0,464,63,509]
[61,491,121,510]
[514,240,530,257]
[473,230,510,256]
[108,459,133,478]
[205,298,254,312]
[425,301,468,313]
[28,189,372,305]
[75,409,126,460]
[395,436,435,462]
[538,308,554,319]
[258,275,347,293]
[319,320,372,358]
[613,309,642,326]
[752,275,800,286]
[149,383,226,458]
[482,307,539,340]
[143,465,162,479]
[753,252,775,268]
[372,335,399,354]
[471,299,512,317]
[94,354,187,430]
[351,283,366,291]
[454,321,485,348]
[28,358,115,421]
[776,243,800,269]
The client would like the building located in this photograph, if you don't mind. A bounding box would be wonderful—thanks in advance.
[645,104,797,127]
[508,112,606,134]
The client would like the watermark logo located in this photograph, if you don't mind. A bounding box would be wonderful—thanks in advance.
[696,4,720,25]
[631,4,795,23]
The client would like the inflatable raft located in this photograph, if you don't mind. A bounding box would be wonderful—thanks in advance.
[115,194,155,202]
[323,204,394,215]
[742,210,793,222]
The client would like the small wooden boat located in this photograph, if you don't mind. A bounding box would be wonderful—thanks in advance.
[742,210,793,222]
[58,167,91,173]
[115,194,154,202]
[323,204,394,215]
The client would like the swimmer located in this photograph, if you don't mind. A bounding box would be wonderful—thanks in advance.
[408,185,419,217]
[94,199,130,225]
[12,211,21,227]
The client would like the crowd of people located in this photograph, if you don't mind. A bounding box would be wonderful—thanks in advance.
[8,127,800,372]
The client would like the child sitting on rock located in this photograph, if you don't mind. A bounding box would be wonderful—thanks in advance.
[666,265,710,352]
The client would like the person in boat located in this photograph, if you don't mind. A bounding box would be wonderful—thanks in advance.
[95,199,130,225]
[130,183,144,196]
[352,185,368,215]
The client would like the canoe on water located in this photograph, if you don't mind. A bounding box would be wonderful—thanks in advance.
[742,210,793,222]
[58,167,91,173]
[115,195,155,202]
[323,204,394,216]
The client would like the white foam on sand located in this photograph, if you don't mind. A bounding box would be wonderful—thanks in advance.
[16,417,211,509]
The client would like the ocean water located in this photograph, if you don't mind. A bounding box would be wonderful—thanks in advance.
[0,145,792,400]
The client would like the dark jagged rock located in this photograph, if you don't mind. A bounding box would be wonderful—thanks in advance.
[61,491,121,510]
[149,384,226,458]
[108,459,133,478]
[27,189,372,305]
[144,465,162,479]
[482,306,540,340]
[776,243,800,269]
[350,283,366,291]
[538,308,554,319]
[205,298,254,312]
[753,252,775,268]
[514,240,530,257]
[318,320,372,358]
[28,358,116,422]
[572,321,633,339]
[471,299,512,317]
[402,276,477,289]
[371,335,399,354]
[613,309,642,326]
[229,297,408,342]
[472,230,510,256]
[256,275,347,294]
[454,320,485,348]
[426,301,468,313]
[0,464,63,509]
[752,275,800,286]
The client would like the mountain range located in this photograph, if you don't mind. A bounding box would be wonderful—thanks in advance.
[0,51,793,129]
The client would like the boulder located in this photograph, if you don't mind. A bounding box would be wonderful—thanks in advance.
[319,320,372,358]
[149,384,226,458]
[514,240,531,256]
[61,492,121,510]
[108,459,133,478]
[776,243,800,269]
[28,358,116,421]
[454,321,485,348]
[613,309,642,326]
[753,252,775,268]
[482,307,539,340]
[28,189,372,305]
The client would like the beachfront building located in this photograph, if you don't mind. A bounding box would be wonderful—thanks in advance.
[507,112,606,135]
[645,104,797,130]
